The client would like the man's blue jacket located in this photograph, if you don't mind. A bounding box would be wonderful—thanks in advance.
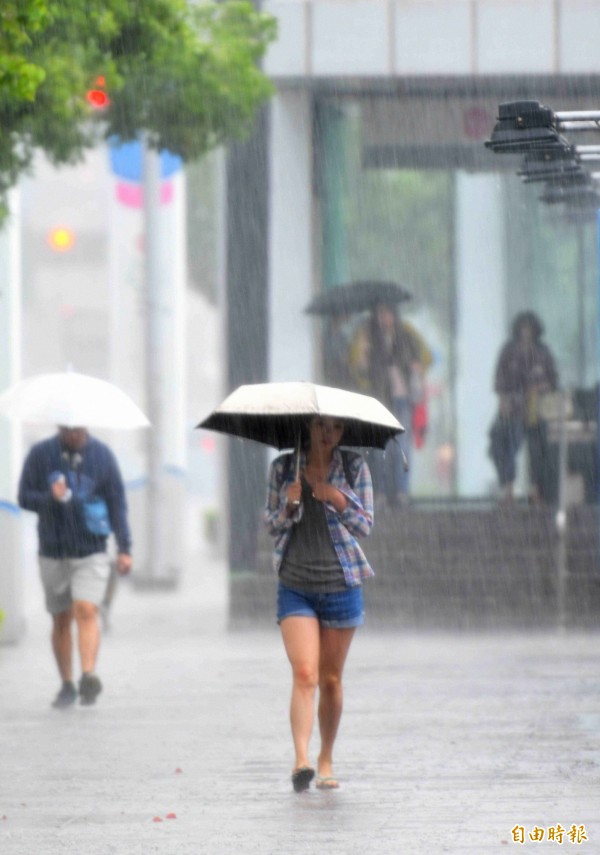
[18,435,132,559]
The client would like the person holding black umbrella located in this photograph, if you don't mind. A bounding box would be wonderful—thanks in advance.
[349,302,432,507]
[264,415,374,793]
[305,281,414,394]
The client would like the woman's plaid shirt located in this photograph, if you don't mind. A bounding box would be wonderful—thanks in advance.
[263,447,374,587]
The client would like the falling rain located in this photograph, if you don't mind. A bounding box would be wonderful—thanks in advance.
[0,2,598,854]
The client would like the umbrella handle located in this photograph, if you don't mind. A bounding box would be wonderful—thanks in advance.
[401,449,409,472]
[391,434,410,473]
[291,434,301,506]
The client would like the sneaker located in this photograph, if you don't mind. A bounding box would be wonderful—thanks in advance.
[79,672,102,706]
[52,681,77,709]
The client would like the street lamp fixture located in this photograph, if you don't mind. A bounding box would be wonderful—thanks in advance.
[539,181,599,206]
[485,101,600,154]
[485,101,567,153]
[486,101,600,211]
[528,166,589,187]
[517,149,583,184]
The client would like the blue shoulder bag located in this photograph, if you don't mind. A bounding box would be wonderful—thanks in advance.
[83,497,112,537]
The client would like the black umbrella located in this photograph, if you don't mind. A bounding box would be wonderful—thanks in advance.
[305,280,412,316]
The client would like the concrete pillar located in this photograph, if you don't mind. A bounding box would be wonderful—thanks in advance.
[138,144,187,587]
[225,109,269,574]
[454,172,507,496]
[0,189,24,643]
[268,91,314,382]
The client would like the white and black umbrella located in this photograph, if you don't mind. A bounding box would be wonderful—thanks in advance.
[198,381,403,450]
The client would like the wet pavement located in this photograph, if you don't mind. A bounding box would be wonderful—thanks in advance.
[1,546,599,855]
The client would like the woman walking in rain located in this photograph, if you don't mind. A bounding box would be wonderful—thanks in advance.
[264,416,374,793]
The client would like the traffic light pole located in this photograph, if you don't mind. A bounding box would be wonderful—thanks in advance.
[598,209,600,504]
[141,138,173,587]
[0,188,24,642]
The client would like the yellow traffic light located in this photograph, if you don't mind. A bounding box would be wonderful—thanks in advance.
[47,227,75,252]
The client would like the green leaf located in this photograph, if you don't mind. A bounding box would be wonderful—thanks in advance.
[0,0,276,221]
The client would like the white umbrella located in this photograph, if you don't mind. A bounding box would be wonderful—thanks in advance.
[198,381,403,450]
[0,372,150,430]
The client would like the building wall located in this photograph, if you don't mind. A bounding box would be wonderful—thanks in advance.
[259,0,600,501]
[264,0,600,79]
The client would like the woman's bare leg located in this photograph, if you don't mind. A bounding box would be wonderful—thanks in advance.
[317,627,356,781]
[280,616,320,770]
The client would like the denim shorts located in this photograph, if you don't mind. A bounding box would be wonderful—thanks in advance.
[276,582,365,629]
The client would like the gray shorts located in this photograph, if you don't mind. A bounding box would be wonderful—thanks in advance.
[39,553,111,615]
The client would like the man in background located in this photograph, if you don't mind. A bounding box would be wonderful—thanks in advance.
[18,426,132,708]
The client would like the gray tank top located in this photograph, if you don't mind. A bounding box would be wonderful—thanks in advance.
[279,477,347,592]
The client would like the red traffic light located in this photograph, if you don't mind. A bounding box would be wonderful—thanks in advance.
[86,77,110,110]
[86,89,110,109]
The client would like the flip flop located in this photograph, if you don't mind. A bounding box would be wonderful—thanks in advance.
[315,776,340,790]
[291,766,315,793]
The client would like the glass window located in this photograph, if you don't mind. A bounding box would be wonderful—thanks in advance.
[314,97,456,497]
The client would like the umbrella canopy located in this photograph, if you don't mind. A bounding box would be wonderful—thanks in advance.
[198,382,403,450]
[0,372,150,430]
[305,280,412,316]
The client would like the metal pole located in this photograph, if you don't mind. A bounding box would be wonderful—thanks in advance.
[557,121,600,132]
[0,187,24,643]
[576,221,586,385]
[555,389,569,630]
[556,111,600,122]
[597,209,600,504]
[142,137,165,585]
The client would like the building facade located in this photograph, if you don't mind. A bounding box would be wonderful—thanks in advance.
[223,0,600,575]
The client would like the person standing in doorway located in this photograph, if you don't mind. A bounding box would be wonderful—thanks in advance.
[18,426,132,707]
[349,302,432,507]
[490,312,559,503]
[264,416,374,792]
